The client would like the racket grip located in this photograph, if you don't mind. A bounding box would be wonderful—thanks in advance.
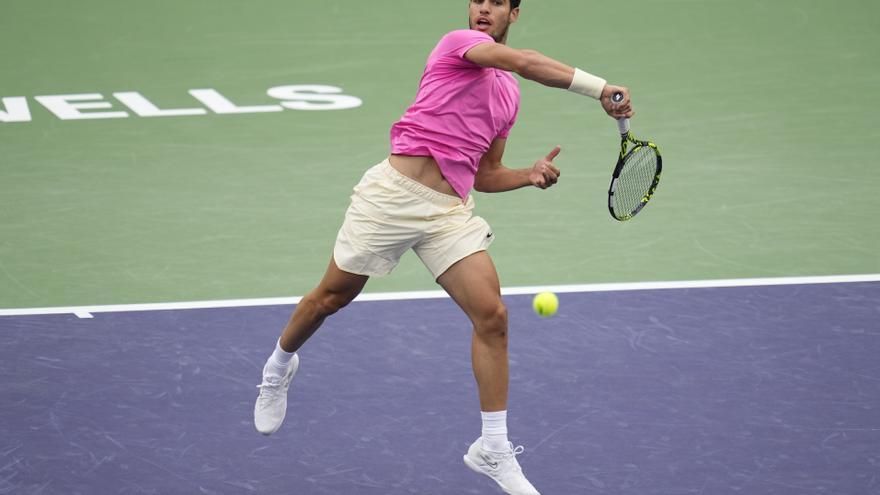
[612,91,630,135]
[617,117,630,136]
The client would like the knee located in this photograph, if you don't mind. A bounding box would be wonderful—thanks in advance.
[474,302,508,339]
[302,290,354,318]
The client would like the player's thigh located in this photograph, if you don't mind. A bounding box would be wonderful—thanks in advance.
[436,251,505,325]
[314,256,370,307]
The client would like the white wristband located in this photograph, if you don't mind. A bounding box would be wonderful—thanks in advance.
[567,68,606,100]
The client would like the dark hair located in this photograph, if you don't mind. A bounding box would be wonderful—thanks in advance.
[511,0,521,8]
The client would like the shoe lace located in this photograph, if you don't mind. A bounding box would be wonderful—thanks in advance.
[256,375,283,404]
[487,443,525,473]
[507,445,525,471]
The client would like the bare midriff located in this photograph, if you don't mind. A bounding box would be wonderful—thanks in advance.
[388,154,459,198]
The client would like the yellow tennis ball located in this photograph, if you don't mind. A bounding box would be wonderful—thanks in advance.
[532,292,559,317]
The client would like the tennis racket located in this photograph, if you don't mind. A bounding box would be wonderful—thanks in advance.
[607,92,662,221]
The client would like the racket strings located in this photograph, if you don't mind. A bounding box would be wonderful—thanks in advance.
[613,145,658,215]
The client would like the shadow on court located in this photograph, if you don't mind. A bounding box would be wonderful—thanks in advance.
[1,283,878,494]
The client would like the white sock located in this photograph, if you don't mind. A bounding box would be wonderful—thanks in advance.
[481,410,509,452]
[266,339,295,376]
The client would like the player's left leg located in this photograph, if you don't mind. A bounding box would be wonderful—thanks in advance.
[437,251,508,413]
[437,251,540,495]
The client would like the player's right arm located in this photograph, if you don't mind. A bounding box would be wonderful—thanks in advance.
[464,43,633,119]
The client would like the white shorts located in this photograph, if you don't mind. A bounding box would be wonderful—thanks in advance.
[333,160,494,279]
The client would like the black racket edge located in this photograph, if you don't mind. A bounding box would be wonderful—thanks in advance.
[611,133,661,178]
[607,136,663,221]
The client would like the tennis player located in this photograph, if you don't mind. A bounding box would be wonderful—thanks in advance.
[254,1,632,493]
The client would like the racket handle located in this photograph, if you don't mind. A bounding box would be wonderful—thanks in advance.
[617,117,630,136]
[612,92,630,135]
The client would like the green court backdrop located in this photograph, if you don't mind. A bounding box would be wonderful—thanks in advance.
[1,0,878,308]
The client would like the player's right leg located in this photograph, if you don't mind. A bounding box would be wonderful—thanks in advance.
[279,256,369,353]
[254,257,368,435]
[254,159,417,435]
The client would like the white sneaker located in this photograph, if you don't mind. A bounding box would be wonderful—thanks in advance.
[463,437,541,495]
[253,354,299,435]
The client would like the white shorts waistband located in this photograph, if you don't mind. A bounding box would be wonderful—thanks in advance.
[377,159,466,207]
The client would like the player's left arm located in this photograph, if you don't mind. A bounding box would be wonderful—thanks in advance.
[474,138,561,193]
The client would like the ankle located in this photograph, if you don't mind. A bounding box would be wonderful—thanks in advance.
[266,340,296,376]
[481,410,509,452]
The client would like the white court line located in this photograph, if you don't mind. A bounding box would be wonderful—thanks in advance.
[0,273,878,319]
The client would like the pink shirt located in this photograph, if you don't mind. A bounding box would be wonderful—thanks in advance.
[390,29,520,198]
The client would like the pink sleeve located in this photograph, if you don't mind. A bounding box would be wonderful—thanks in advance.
[497,77,520,139]
[497,106,518,139]
[435,29,494,62]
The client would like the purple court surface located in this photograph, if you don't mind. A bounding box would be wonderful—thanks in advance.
[2,282,879,495]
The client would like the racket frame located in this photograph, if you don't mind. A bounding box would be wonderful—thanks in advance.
[607,131,662,221]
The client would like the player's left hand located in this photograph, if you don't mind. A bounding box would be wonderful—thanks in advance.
[530,146,562,189]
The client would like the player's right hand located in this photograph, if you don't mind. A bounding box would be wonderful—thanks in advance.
[601,85,634,119]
